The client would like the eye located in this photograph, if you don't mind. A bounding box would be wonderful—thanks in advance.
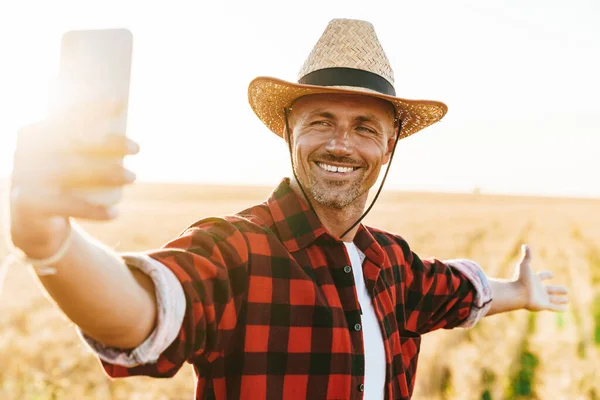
[356,126,377,135]
[310,120,332,127]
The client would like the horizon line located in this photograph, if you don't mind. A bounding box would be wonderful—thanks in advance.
[1,178,596,202]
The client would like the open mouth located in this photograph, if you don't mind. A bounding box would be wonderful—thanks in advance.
[314,161,361,174]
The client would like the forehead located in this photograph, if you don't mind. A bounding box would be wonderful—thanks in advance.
[291,93,395,118]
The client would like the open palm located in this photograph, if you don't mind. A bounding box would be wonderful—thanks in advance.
[514,245,569,312]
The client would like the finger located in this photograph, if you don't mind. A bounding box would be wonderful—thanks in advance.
[549,295,569,304]
[49,199,119,220]
[520,244,532,264]
[13,138,138,180]
[58,161,136,188]
[12,186,119,221]
[546,285,569,295]
[51,99,127,124]
[16,119,137,158]
[537,270,555,281]
[547,303,568,312]
[14,158,136,188]
[71,134,140,157]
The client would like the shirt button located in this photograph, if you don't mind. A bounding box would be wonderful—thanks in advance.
[354,323,362,331]
[358,383,365,392]
[343,265,352,273]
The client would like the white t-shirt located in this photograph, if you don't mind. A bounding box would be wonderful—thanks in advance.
[344,242,386,399]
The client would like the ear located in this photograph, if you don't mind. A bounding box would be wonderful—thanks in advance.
[282,107,295,147]
[283,124,293,148]
[382,126,398,165]
[283,128,289,145]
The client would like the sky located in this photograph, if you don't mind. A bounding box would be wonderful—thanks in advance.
[0,0,598,198]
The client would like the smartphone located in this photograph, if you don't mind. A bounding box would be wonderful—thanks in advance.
[51,28,133,206]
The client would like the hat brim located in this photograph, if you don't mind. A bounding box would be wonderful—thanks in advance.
[248,76,448,139]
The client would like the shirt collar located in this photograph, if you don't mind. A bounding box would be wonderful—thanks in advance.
[266,178,328,252]
[266,179,386,267]
[354,224,386,267]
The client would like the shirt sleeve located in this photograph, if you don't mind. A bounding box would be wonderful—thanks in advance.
[90,217,250,379]
[443,258,492,328]
[402,250,492,335]
[78,253,186,367]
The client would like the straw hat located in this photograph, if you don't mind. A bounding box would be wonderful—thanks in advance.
[248,18,448,140]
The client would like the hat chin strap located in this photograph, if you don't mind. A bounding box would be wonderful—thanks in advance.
[283,108,402,240]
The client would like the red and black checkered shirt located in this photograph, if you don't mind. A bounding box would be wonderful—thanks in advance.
[101,179,482,399]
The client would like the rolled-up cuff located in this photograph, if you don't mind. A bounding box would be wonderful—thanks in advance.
[78,252,186,367]
[444,258,493,328]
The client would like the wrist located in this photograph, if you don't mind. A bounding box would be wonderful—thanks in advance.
[504,279,528,311]
[488,278,528,316]
[514,279,529,310]
[10,216,71,259]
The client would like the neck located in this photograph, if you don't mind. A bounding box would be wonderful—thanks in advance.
[289,178,367,242]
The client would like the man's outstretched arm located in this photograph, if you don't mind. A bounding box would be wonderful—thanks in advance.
[9,120,158,350]
[24,223,160,349]
[486,244,569,317]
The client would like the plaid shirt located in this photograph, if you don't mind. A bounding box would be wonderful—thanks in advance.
[97,179,491,399]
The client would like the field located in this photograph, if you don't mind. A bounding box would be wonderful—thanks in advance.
[0,182,599,400]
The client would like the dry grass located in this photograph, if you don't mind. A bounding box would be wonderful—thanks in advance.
[0,182,599,400]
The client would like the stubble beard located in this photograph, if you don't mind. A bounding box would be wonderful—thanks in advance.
[305,170,367,210]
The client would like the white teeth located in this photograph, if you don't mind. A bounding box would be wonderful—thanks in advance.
[317,162,355,173]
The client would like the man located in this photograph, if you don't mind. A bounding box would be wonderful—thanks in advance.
[9,19,568,399]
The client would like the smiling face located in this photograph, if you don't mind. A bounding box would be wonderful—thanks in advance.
[287,93,397,210]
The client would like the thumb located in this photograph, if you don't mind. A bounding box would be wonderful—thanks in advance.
[519,244,532,266]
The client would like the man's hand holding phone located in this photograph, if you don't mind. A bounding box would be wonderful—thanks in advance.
[9,112,139,260]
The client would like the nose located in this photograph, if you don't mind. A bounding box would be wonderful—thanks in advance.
[324,125,353,157]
